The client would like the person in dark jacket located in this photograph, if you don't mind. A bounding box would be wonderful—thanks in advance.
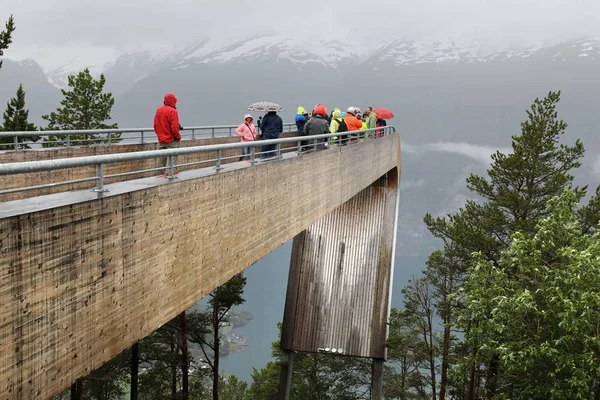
[153,93,181,176]
[260,111,283,159]
[257,116,263,135]
[303,104,330,151]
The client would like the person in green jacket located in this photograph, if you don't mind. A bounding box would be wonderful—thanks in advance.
[365,107,377,131]
[329,108,346,146]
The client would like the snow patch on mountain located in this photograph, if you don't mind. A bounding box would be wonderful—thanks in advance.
[13,35,600,89]
[176,35,375,68]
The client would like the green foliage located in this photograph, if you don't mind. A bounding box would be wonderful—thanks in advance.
[0,15,15,69]
[209,274,247,313]
[425,91,586,264]
[42,68,119,147]
[191,274,247,400]
[217,375,248,399]
[247,324,372,400]
[389,91,599,399]
[1,84,38,149]
[52,353,129,400]
[457,189,600,399]
[384,308,431,399]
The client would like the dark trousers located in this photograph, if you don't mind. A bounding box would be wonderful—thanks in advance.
[260,133,279,158]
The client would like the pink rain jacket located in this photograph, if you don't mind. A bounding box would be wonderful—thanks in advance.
[235,114,257,142]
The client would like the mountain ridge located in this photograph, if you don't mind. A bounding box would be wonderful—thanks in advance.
[7,36,600,90]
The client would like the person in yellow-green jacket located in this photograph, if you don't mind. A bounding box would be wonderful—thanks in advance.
[364,107,377,130]
[329,109,348,146]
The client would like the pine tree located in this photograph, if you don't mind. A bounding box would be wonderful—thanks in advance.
[406,91,595,399]
[458,189,600,399]
[1,84,38,149]
[0,15,15,70]
[191,274,247,400]
[247,323,372,399]
[42,68,119,147]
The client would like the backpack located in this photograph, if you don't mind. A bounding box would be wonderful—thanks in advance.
[336,118,348,133]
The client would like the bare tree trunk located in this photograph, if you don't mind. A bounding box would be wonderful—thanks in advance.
[467,356,477,400]
[180,312,189,400]
[439,274,454,400]
[70,379,83,400]
[170,341,177,399]
[485,355,499,400]
[131,342,139,400]
[212,306,220,400]
[427,312,437,400]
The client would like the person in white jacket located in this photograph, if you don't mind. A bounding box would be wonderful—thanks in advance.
[235,114,257,161]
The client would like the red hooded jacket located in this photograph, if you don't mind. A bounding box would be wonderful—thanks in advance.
[154,93,181,144]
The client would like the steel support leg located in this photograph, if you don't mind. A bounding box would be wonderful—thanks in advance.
[371,358,384,400]
[277,350,294,400]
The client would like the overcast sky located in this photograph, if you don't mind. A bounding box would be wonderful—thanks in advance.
[6,0,600,67]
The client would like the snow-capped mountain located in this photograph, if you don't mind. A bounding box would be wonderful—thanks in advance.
[12,35,600,90]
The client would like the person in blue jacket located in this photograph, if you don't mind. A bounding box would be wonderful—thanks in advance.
[260,110,283,159]
[295,106,308,134]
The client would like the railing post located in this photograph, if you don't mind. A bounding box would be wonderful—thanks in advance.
[211,128,215,139]
[297,140,301,155]
[228,127,233,137]
[107,134,112,147]
[215,150,222,171]
[13,136,18,151]
[141,131,145,144]
[66,133,71,147]
[168,156,175,179]
[250,146,256,165]
[92,164,109,195]
[192,129,195,140]
[276,142,282,159]
[313,138,317,152]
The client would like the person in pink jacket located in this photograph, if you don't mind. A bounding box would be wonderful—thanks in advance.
[235,114,257,161]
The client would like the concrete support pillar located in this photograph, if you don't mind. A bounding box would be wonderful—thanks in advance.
[277,350,294,400]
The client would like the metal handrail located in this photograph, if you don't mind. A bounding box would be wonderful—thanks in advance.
[0,123,297,151]
[0,127,396,197]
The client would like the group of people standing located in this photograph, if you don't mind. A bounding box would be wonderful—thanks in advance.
[294,104,386,147]
[153,94,385,175]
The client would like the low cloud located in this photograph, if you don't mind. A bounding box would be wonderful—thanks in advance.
[401,179,426,190]
[593,155,600,175]
[403,141,511,164]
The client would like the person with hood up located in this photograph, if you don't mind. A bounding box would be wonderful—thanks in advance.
[295,106,308,134]
[235,114,257,161]
[260,110,283,159]
[296,106,310,151]
[329,108,348,147]
[154,93,181,176]
[303,104,330,151]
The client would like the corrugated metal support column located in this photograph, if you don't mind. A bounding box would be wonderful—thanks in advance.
[279,168,399,393]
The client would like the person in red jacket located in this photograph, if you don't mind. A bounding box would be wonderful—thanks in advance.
[154,93,181,176]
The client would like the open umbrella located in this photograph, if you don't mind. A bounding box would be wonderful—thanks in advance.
[374,107,394,120]
[248,101,284,112]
